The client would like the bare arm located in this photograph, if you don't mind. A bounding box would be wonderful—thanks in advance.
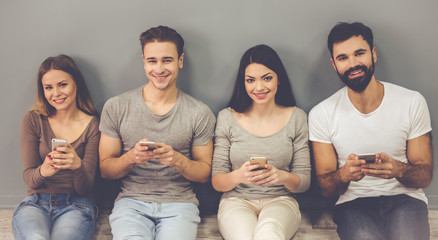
[363,133,433,188]
[154,140,213,183]
[99,133,155,179]
[212,161,266,192]
[312,141,365,198]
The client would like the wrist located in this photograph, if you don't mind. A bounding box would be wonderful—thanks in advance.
[125,149,137,166]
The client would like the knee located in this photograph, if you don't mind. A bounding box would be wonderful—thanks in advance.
[254,218,285,240]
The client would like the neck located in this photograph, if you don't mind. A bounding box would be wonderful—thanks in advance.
[50,106,81,124]
[347,77,384,114]
[246,100,278,119]
[143,83,178,104]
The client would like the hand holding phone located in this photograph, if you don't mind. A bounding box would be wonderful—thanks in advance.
[139,141,159,151]
[250,157,267,171]
[51,138,67,152]
[358,154,376,163]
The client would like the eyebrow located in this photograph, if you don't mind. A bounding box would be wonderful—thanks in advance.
[146,56,175,60]
[245,72,272,78]
[335,48,368,60]
[43,80,68,85]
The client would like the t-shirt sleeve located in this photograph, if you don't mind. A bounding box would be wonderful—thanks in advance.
[191,104,216,146]
[408,92,432,140]
[99,97,122,139]
[308,104,332,143]
[212,110,232,176]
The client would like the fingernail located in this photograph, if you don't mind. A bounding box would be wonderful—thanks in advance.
[48,155,51,158]
[54,147,57,151]
[51,164,54,167]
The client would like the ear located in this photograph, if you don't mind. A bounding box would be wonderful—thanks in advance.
[330,58,336,70]
[372,47,377,63]
[178,53,184,69]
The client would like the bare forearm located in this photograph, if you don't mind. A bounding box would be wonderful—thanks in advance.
[174,152,211,183]
[100,152,135,180]
[317,170,350,198]
[281,171,302,192]
[212,172,240,192]
[397,163,433,188]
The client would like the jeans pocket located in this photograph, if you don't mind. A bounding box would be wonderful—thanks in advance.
[14,195,38,211]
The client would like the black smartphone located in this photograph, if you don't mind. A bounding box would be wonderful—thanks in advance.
[358,154,376,163]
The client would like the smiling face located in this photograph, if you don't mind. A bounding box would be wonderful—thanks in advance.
[42,69,77,112]
[244,63,278,105]
[142,41,184,91]
[331,35,377,93]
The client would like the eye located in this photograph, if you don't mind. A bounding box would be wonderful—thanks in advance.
[44,86,52,90]
[147,60,157,64]
[337,56,347,61]
[264,76,272,81]
[245,78,255,83]
[163,59,172,63]
[356,52,365,56]
[59,83,68,87]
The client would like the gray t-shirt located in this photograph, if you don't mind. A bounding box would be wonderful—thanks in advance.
[212,107,311,199]
[100,85,216,205]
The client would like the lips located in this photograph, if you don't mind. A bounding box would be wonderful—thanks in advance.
[346,66,366,79]
[53,98,66,104]
[253,92,268,99]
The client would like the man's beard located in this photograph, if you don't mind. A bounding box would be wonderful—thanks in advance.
[337,61,375,93]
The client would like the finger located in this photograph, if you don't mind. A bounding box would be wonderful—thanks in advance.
[377,152,391,163]
[347,153,359,160]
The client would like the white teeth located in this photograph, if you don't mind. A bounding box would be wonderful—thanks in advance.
[350,70,362,75]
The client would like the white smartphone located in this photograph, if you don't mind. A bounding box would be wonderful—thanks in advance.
[51,138,67,151]
[358,154,376,163]
[139,141,159,151]
[250,156,267,170]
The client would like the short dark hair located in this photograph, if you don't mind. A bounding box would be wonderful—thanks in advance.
[327,22,374,57]
[34,55,98,117]
[139,25,184,57]
[228,44,296,113]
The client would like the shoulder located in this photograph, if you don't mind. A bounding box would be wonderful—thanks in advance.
[106,86,142,104]
[179,91,214,115]
[179,91,208,107]
[291,107,307,119]
[22,110,42,125]
[217,108,233,121]
[383,81,420,96]
[102,87,142,111]
[309,88,345,119]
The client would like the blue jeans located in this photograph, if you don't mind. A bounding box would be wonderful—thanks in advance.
[109,198,201,240]
[12,193,97,240]
[334,194,429,240]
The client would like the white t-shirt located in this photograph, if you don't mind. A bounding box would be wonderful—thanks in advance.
[309,82,431,205]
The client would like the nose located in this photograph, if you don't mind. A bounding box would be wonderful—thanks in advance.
[255,80,264,91]
[155,62,165,74]
[54,87,62,96]
[347,57,359,68]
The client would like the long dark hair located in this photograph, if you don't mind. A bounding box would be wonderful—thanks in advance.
[34,54,98,117]
[228,44,296,113]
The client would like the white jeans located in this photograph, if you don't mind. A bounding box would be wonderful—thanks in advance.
[218,196,301,240]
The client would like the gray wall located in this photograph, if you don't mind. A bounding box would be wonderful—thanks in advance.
[1,0,437,208]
